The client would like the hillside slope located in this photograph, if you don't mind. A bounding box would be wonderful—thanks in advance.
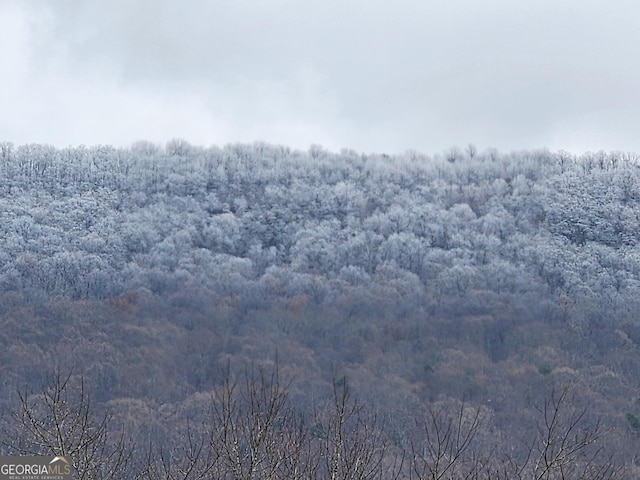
[1,141,640,472]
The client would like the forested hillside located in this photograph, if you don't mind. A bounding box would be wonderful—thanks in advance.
[1,140,640,477]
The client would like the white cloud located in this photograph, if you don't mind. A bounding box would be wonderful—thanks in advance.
[3,0,640,154]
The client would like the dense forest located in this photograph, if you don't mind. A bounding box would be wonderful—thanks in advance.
[1,140,640,478]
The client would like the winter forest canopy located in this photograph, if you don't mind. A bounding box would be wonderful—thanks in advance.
[2,140,640,477]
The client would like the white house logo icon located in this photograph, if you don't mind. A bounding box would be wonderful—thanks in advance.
[49,456,69,465]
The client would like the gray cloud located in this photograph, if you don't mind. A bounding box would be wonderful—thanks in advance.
[2,0,640,154]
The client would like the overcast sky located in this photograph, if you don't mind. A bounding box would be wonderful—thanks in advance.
[2,0,640,155]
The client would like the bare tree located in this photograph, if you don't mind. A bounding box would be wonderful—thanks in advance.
[312,377,403,480]
[142,360,314,480]
[209,361,313,480]
[141,412,221,480]
[3,370,135,480]
[496,385,622,480]
[466,144,477,160]
[445,147,462,164]
[409,400,487,480]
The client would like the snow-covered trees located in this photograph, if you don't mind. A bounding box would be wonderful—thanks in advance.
[0,142,638,319]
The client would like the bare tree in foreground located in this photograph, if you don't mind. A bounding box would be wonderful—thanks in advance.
[144,361,316,480]
[2,368,624,480]
[409,400,487,480]
[312,377,404,480]
[495,385,623,480]
[3,371,135,480]
[209,362,311,479]
[142,414,220,480]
